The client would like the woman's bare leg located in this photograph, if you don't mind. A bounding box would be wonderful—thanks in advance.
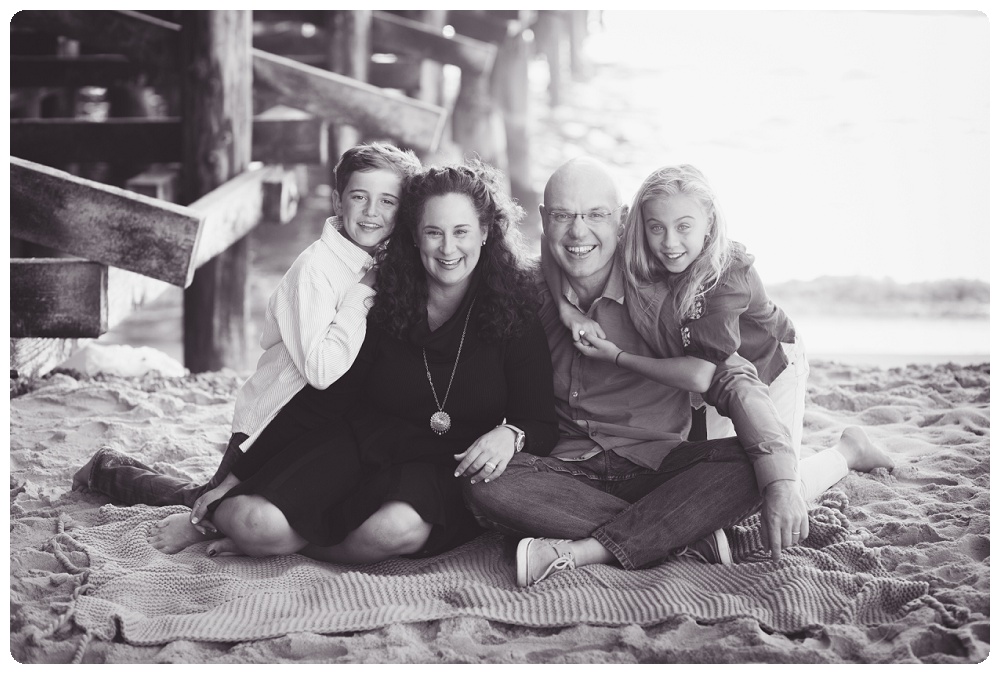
[206,494,307,557]
[203,498,433,564]
[303,501,432,565]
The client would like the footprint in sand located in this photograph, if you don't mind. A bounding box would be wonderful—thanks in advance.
[908,624,976,661]
[858,406,906,425]
[957,535,989,563]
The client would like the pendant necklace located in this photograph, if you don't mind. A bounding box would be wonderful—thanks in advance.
[422,299,474,435]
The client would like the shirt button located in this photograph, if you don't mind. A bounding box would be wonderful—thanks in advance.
[571,391,578,397]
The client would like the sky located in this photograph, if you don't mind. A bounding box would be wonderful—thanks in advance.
[583,10,989,284]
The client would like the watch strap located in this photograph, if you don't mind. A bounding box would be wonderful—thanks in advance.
[501,423,525,452]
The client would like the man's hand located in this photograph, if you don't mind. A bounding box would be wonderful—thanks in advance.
[760,479,809,562]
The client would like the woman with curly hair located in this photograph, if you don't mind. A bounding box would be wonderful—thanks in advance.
[161,160,559,562]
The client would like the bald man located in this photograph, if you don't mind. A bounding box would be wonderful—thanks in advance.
[463,157,809,587]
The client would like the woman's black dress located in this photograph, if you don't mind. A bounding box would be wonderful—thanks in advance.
[220,283,558,556]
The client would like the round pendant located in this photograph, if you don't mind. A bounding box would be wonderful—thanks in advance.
[430,411,451,435]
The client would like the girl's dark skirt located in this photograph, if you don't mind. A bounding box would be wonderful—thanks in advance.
[212,414,481,557]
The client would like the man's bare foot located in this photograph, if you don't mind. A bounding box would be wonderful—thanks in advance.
[206,537,243,558]
[148,511,221,554]
[835,426,895,473]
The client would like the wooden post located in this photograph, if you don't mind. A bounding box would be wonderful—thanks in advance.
[493,17,537,238]
[567,10,589,81]
[180,10,253,373]
[416,10,447,106]
[325,10,370,174]
[534,11,565,107]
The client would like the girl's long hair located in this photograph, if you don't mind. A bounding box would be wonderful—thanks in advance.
[370,159,538,342]
[622,164,733,323]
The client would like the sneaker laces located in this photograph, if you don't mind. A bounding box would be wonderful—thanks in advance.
[670,545,712,565]
[531,539,576,585]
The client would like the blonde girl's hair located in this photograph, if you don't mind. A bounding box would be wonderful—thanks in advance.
[622,164,733,325]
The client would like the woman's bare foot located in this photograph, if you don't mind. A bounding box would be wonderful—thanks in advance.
[835,426,895,473]
[148,511,221,554]
[206,537,243,558]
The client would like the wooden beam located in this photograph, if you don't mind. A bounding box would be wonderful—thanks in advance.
[9,262,174,339]
[10,157,203,287]
[261,167,300,225]
[10,55,141,88]
[252,15,496,78]
[252,49,447,152]
[253,108,329,166]
[10,259,107,338]
[444,11,521,45]
[11,118,182,165]
[187,166,266,268]
[252,28,324,58]
[11,116,328,166]
[372,11,496,76]
[125,166,180,202]
[370,59,422,91]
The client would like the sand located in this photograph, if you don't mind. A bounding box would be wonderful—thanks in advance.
[8,355,990,664]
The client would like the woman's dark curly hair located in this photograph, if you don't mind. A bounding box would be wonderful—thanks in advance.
[370,159,539,343]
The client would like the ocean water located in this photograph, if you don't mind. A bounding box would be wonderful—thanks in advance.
[792,315,989,367]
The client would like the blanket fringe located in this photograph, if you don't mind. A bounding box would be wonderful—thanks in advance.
[36,523,98,663]
[71,630,95,664]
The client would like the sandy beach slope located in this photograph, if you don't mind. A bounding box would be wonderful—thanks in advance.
[8,357,989,663]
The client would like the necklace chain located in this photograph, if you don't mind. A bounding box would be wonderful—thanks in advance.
[423,299,475,415]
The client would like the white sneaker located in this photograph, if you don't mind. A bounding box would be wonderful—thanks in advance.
[516,537,576,587]
[672,529,733,566]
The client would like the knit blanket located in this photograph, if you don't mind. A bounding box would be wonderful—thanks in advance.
[52,491,960,650]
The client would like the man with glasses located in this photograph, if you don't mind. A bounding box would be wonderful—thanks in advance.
[463,157,807,586]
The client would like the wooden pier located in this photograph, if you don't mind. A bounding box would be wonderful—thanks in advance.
[9,9,590,377]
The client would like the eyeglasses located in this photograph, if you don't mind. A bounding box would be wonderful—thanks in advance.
[544,206,622,225]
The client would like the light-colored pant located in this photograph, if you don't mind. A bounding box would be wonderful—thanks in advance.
[697,338,848,500]
[701,339,809,459]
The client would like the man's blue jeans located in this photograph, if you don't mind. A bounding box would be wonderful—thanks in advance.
[81,433,247,508]
[463,437,762,570]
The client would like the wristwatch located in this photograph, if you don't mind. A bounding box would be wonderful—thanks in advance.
[501,423,525,452]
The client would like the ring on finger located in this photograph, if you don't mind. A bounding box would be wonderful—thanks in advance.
[791,531,801,535]
[485,462,496,470]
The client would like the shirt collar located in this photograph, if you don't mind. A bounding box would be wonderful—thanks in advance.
[321,216,374,273]
[561,255,627,312]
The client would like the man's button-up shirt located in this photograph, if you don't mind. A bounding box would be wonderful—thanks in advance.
[538,259,693,470]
